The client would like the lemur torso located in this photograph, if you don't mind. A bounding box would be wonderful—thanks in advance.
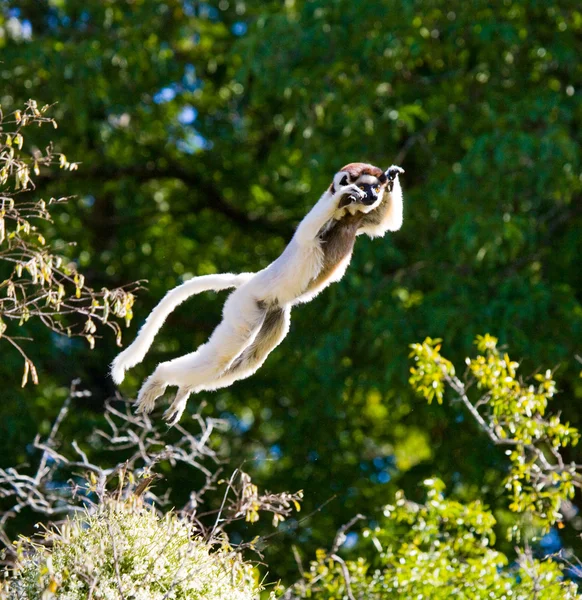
[306,212,363,293]
[229,211,364,374]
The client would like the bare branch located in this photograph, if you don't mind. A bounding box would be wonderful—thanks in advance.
[0,383,302,562]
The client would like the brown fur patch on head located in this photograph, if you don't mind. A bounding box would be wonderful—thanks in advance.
[340,162,385,182]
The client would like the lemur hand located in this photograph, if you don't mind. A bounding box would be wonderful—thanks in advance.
[334,183,366,208]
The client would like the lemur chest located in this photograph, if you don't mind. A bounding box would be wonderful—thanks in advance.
[305,214,362,292]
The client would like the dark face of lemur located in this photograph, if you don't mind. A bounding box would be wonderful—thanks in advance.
[334,163,404,209]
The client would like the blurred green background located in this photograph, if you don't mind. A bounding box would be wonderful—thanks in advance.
[1,0,581,583]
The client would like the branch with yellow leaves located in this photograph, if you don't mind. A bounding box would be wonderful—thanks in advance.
[409,335,581,530]
[0,101,140,385]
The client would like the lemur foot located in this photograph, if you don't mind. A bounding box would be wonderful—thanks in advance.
[135,377,167,415]
[163,387,192,426]
[111,350,131,385]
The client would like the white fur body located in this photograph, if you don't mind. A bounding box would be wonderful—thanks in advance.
[111,165,403,424]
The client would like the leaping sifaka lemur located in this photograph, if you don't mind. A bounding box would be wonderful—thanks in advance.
[112,163,404,425]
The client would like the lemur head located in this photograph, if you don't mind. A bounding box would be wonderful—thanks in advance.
[331,162,404,211]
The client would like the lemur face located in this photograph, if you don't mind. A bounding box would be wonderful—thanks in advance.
[333,162,404,210]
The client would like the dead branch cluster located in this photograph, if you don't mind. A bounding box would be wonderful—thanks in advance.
[0,380,302,563]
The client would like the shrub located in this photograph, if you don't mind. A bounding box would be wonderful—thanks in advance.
[287,336,582,599]
[2,498,262,600]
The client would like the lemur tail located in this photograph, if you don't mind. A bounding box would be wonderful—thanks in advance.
[111,272,252,385]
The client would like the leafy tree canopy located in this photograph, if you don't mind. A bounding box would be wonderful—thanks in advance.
[0,0,581,583]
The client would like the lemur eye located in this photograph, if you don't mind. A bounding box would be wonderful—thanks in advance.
[374,185,380,193]
[358,185,366,191]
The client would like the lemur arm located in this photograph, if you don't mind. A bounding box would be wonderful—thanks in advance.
[293,182,364,245]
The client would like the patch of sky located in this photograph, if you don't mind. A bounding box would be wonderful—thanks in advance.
[155,71,200,105]
[200,3,219,20]
[4,12,33,41]
[177,131,213,154]
[220,409,253,434]
[376,471,391,484]
[342,532,358,550]
[182,64,200,91]
[565,563,582,580]
[269,444,282,459]
[81,195,96,208]
[373,456,394,470]
[178,105,198,125]
[44,5,72,30]
[232,21,247,36]
[20,19,32,39]
[183,1,219,20]
[78,10,91,30]
[539,528,562,554]
[154,86,177,104]
[368,455,394,484]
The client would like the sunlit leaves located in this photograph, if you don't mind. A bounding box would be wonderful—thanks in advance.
[409,337,455,404]
[5,499,263,599]
[292,479,579,599]
[410,335,581,530]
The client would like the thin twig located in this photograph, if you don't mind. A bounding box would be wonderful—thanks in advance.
[330,554,356,600]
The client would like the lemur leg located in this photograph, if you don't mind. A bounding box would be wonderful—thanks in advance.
[136,291,267,417]
[202,305,292,391]
[163,306,291,424]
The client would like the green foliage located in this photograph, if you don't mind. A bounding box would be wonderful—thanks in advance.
[2,498,262,600]
[0,0,581,583]
[290,479,580,599]
[410,335,581,530]
[289,336,582,598]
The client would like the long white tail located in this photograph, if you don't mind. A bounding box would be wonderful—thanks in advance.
[111,272,252,384]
